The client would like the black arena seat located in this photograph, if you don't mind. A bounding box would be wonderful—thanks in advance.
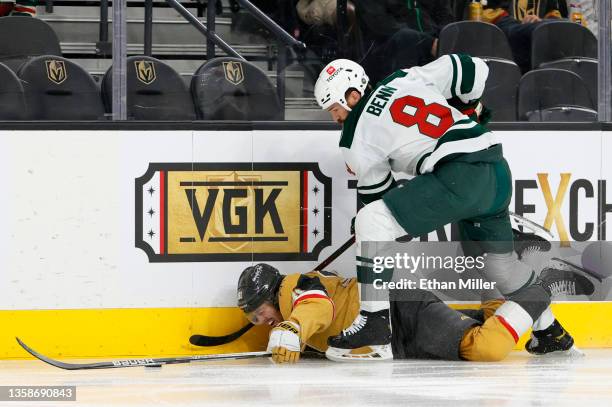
[531,21,597,69]
[102,56,196,120]
[540,58,598,105]
[481,58,521,121]
[0,16,62,72]
[526,106,597,122]
[18,56,105,120]
[438,21,514,60]
[0,62,26,120]
[191,57,282,120]
[518,68,595,121]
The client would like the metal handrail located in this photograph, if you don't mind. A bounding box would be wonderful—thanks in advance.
[137,0,304,119]
[598,0,611,121]
[236,0,306,51]
[336,0,348,58]
[206,0,216,60]
[97,0,111,56]
[99,0,109,43]
[144,0,153,56]
[164,0,244,60]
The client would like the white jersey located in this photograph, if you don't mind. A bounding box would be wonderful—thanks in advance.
[339,54,496,204]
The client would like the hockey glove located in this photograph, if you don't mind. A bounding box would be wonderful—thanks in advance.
[267,321,301,364]
[470,102,493,125]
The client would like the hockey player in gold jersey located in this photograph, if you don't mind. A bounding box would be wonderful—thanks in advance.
[237,263,593,364]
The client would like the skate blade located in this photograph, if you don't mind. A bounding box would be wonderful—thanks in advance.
[532,345,585,358]
[325,345,393,362]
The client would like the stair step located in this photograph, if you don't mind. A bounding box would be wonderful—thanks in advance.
[41,16,269,46]
[37,4,209,20]
[60,42,271,58]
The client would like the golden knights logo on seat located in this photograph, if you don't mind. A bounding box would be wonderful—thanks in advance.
[135,60,156,85]
[45,60,67,85]
[223,61,245,85]
[135,163,332,262]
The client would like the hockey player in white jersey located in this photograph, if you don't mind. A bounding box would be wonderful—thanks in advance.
[314,55,581,361]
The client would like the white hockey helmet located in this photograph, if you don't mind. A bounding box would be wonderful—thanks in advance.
[314,59,369,111]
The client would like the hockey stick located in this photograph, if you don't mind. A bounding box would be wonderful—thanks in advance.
[16,337,271,371]
[190,235,357,347]
[189,322,255,347]
[314,235,356,271]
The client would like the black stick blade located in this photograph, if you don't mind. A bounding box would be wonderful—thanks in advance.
[190,323,254,347]
[16,337,121,370]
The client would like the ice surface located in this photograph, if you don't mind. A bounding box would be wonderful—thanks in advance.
[1,350,612,406]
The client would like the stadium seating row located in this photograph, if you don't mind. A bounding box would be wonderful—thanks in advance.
[440,20,598,121]
[0,55,282,121]
[0,53,597,122]
[438,20,598,70]
[483,58,597,121]
[0,16,601,121]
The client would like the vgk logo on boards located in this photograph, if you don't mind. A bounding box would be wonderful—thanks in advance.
[223,61,245,85]
[45,60,67,85]
[135,60,156,85]
[135,163,332,262]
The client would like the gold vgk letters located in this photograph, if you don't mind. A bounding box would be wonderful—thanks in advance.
[538,173,572,246]
[167,170,300,254]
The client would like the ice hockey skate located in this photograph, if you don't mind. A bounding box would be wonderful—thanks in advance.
[526,262,595,357]
[325,309,393,362]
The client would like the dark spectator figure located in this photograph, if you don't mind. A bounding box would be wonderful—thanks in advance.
[353,0,454,84]
[295,1,364,62]
[480,0,567,72]
[297,0,337,27]
[294,0,342,61]
[247,0,302,39]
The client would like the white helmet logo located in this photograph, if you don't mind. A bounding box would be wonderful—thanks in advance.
[326,67,343,82]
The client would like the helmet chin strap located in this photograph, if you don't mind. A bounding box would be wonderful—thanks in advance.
[340,98,352,112]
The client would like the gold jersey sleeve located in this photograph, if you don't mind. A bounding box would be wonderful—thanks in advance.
[278,271,360,352]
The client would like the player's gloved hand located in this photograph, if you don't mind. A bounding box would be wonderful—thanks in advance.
[470,102,493,125]
[267,321,301,364]
[478,106,493,125]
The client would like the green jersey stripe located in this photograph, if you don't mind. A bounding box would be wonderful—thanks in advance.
[356,256,375,264]
[457,54,476,94]
[379,69,408,86]
[357,172,393,191]
[450,55,459,99]
[358,180,396,205]
[436,122,489,151]
[340,70,408,149]
[356,265,393,284]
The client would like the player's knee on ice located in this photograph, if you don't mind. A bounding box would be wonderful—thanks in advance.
[460,318,516,362]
